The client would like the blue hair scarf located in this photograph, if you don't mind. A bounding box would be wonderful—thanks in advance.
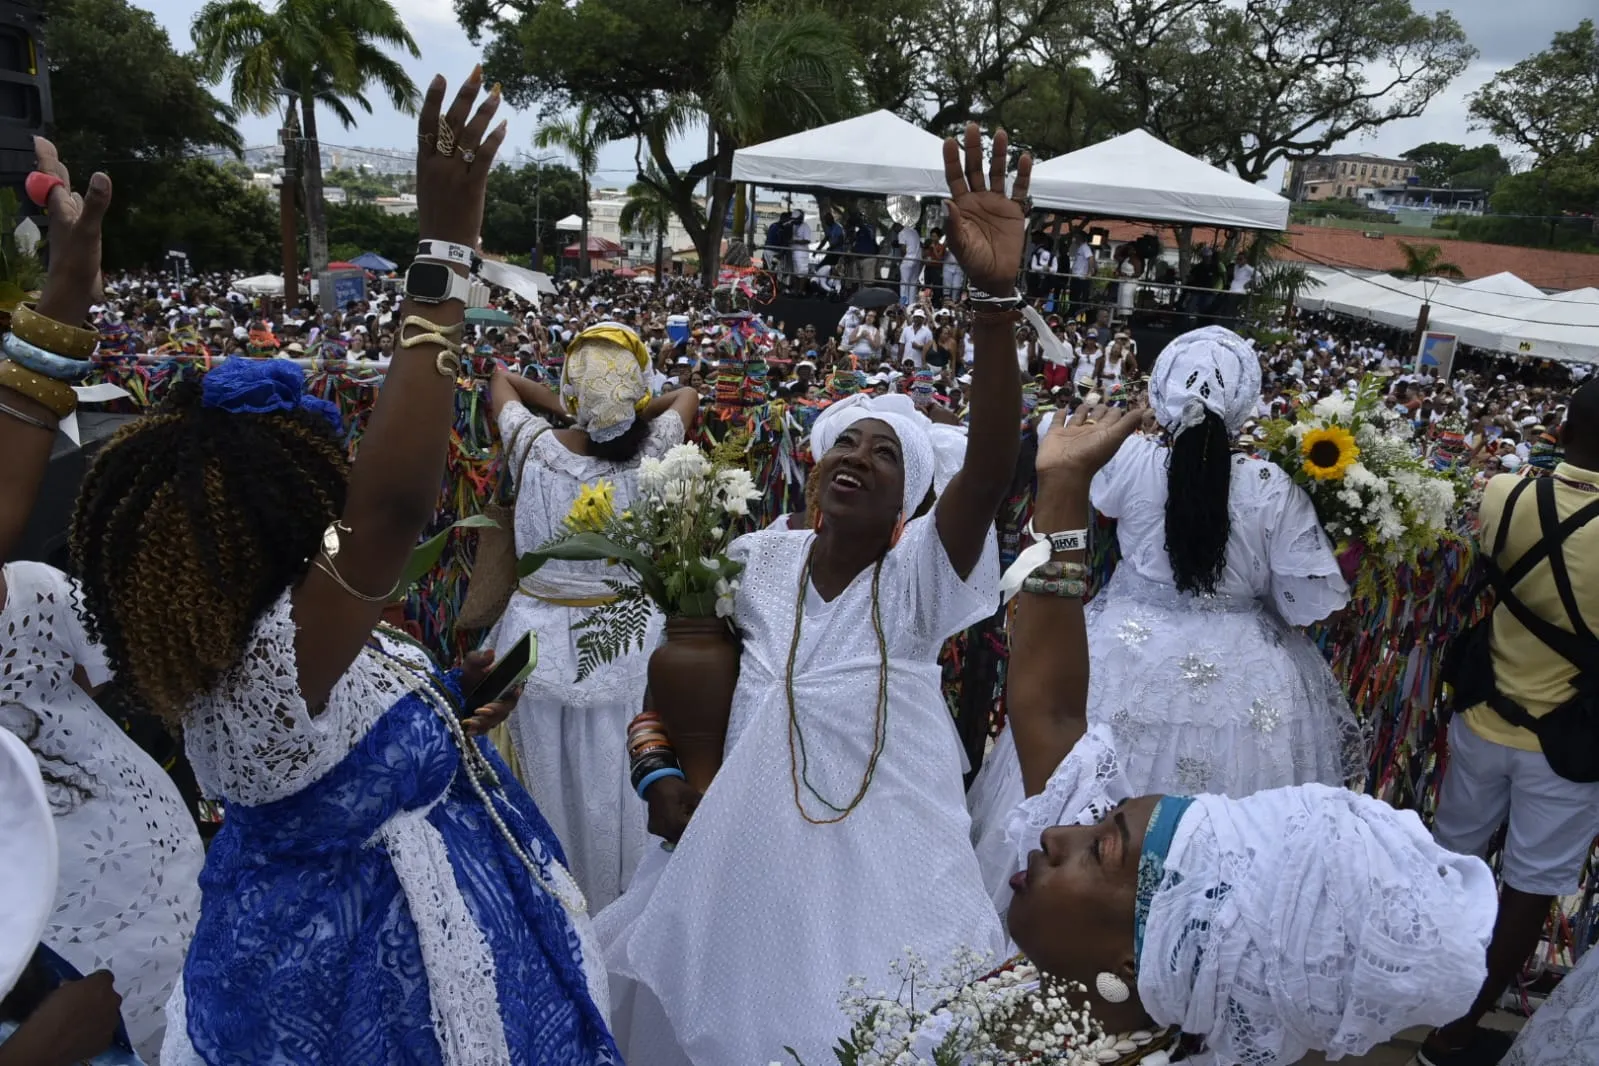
[1133,794,1195,965]
[201,357,344,438]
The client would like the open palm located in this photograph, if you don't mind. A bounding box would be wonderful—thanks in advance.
[1037,403,1144,480]
[941,123,1031,294]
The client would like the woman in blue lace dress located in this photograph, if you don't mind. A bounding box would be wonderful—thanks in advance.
[60,74,619,1065]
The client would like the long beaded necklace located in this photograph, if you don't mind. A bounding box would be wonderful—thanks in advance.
[785,541,889,825]
[368,624,589,918]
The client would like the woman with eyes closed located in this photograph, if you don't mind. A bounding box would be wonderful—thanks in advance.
[993,403,1499,1066]
[594,124,1029,1066]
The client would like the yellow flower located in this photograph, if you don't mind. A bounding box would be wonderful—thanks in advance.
[1300,426,1359,481]
[565,480,617,532]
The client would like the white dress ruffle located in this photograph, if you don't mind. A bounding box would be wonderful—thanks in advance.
[1505,947,1599,1066]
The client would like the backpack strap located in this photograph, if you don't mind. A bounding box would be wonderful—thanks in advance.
[1486,477,1599,676]
[1535,476,1599,645]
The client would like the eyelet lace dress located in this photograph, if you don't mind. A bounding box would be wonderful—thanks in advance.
[1504,945,1599,1066]
[595,517,1009,1066]
[0,561,203,1062]
[968,435,1367,916]
[159,590,620,1066]
[486,402,684,910]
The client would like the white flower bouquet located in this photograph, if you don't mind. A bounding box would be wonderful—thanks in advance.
[519,442,762,680]
[1257,375,1460,580]
[787,948,1124,1066]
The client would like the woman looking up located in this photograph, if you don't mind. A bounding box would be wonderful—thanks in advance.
[596,123,1029,1066]
[486,337,699,909]
[67,72,619,1065]
[997,404,1497,1066]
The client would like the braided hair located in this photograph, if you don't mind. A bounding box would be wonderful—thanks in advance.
[1163,409,1232,596]
[70,379,350,723]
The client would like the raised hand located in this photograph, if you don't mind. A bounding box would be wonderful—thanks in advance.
[941,123,1031,295]
[1037,403,1144,482]
[415,67,507,248]
[32,136,112,326]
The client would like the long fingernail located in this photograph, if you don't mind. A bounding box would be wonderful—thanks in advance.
[471,63,482,81]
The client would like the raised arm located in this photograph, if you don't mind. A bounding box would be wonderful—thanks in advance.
[0,139,109,567]
[489,367,565,422]
[934,123,1028,577]
[292,70,507,708]
[1008,403,1142,796]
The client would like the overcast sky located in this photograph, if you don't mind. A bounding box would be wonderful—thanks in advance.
[138,0,1587,190]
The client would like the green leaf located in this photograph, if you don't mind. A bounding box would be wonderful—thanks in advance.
[401,514,500,590]
[518,532,667,602]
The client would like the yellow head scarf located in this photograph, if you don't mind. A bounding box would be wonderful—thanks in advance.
[560,321,652,443]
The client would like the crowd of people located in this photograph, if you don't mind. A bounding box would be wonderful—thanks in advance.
[2,71,1597,1066]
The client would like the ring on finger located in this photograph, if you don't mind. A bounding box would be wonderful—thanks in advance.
[461,148,477,164]
[436,117,457,157]
[418,132,435,150]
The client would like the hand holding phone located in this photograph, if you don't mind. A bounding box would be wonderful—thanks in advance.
[464,633,537,717]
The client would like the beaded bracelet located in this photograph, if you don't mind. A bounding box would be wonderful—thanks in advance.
[11,303,98,360]
[1033,560,1088,580]
[2,332,92,381]
[0,359,77,418]
[1022,574,1087,598]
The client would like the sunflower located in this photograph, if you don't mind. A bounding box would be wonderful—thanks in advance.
[1300,426,1359,481]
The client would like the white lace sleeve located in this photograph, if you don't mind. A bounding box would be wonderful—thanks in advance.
[183,591,428,806]
[1003,725,1132,874]
[644,409,686,458]
[1266,476,1348,626]
[891,513,1000,647]
[1089,434,1152,519]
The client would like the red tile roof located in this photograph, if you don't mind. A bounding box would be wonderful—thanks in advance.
[1077,220,1599,291]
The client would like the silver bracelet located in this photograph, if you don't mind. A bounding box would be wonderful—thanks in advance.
[0,399,57,432]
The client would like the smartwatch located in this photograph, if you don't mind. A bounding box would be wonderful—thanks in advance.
[405,259,473,305]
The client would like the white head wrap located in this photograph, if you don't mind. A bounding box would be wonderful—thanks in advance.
[0,728,58,998]
[808,393,966,518]
[1006,736,1496,1066]
[1148,325,1261,437]
[559,321,650,443]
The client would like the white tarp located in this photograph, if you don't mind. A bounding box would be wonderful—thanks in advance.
[554,214,584,230]
[1028,129,1289,231]
[731,110,951,199]
[233,274,284,297]
[1456,272,1546,299]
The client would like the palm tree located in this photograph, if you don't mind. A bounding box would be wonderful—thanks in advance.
[536,103,612,277]
[193,0,419,278]
[1392,241,1466,280]
[700,7,862,281]
[620,164,676,279]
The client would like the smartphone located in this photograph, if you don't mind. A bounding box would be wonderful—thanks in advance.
[465,633,538,713]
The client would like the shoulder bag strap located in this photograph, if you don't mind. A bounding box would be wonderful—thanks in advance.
[1534,476,1599,645]
[503,415,554,498]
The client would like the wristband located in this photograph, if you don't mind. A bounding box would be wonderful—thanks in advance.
[1025,519,1087,554]
[416,239,482,273]
[2,332,93,381]
[635,766,686,799]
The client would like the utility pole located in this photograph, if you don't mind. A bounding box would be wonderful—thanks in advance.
[279,102,301,310]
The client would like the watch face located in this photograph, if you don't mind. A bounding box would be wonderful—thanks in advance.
[407,261,453,301]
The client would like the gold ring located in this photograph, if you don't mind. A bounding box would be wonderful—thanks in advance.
[436,117,457,157]
[1084,418,1097,425]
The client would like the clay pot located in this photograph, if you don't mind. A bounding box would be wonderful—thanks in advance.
[648,616,739,793]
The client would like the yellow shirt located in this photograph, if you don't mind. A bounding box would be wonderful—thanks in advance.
[1465,463,1599,752]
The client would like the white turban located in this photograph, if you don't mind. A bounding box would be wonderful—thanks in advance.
[1007,736,1496,1066]
[1141,785,1496,1066]
[560,321,651,443]
[808,393,966,518]
[1148,325,1261,437]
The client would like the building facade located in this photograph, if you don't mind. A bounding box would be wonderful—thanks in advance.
[1283,154,1419,202]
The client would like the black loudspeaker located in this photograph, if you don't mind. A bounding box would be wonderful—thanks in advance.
[0,1,49,210]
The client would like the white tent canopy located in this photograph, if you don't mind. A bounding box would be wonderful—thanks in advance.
[233,274,284,297]
[1028,129,1290,231]
[731,110,951,199]
[1299,270,1599,365]
[554,214,584,230]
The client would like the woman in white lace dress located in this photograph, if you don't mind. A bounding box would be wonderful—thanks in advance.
[595,124,1028,1066]
[0,561,203,1061]
[969,326,1364,913]
[56,78,620,1065]
[1503,947,1599,1066]
[486,337,699,909]
[995,405,1497,1066]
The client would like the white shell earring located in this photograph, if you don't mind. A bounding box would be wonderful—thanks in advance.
[1095,971,1131,1004]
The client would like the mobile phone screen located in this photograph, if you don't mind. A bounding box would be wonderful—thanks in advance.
[465,633,537,713]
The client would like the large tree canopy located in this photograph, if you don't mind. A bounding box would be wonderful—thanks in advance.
[1469,18,1599,164]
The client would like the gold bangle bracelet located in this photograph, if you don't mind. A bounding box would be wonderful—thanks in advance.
[11,303,98,360]
[0,359,77,418]
[399,314,464,340]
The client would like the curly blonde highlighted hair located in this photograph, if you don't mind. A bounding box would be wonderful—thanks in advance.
[70,380,350,722]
